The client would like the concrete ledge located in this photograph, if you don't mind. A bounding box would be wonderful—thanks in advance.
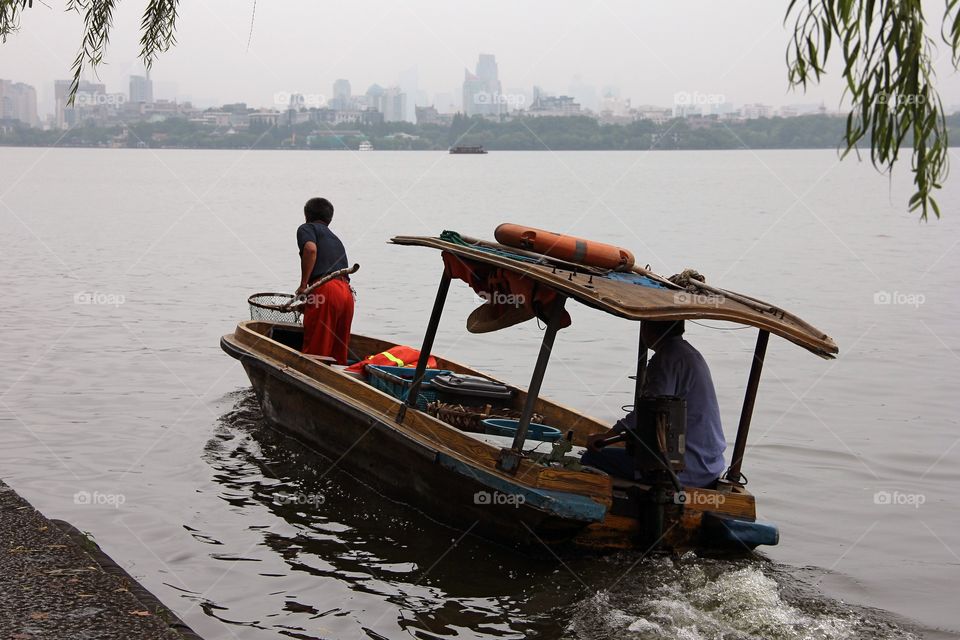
[0,480,203,639]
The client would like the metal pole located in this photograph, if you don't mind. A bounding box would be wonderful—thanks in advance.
[725,329,770,484]
[398,269,451,421]
[497,296,567,472]
[633,323,648,431]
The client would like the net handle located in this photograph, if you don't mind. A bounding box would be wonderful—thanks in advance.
[284,263,360,310]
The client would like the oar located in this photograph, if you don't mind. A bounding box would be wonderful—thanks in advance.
[284,263,360,311]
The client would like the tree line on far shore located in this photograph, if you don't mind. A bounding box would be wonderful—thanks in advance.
[4,112,960,152]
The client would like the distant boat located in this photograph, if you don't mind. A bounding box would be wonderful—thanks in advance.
[358,141,374,151]
[449,145,487,154]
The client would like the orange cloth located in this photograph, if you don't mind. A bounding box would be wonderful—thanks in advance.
[441,251,571,329]
[302,279,355,364]
[345,346,438,374]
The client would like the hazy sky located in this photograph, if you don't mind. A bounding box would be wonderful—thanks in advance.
[2,0,960,114]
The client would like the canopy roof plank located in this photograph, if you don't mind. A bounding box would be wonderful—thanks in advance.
[391,235,838,359]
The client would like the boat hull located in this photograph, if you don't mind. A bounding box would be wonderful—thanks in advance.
[221,321,773,553]
[224,336,601,546]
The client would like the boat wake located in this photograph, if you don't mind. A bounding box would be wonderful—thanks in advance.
[564,558,916,640]
[201,390,922,640]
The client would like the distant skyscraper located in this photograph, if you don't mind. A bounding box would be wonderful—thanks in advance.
[332,79,351,110]
[129,73,153,103]
[398,68,419,122]
[0,80,39,127]
[364,84,409,123]
[382,86,407,123]
[463,53,502,118]
[55,79,106,128]
[462,71,486,116]
[365,83,385,113]
[476,54,498,85]
[54,79,72,128]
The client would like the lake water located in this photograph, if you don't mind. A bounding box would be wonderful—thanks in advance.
[0,147,957,639]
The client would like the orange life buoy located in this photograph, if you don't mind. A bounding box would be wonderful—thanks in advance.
[494,223,635,270]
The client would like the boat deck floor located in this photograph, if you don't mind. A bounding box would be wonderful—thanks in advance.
[460,430,588,457]
[332,366,591,451]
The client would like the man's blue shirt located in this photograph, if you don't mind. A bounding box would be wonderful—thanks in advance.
[297,222,349,282]
[614,335,726,487]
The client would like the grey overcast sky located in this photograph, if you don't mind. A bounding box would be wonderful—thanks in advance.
[2,0,960,114]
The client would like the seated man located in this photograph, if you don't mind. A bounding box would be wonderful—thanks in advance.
[296,197,355,364]
[582,320,726,488]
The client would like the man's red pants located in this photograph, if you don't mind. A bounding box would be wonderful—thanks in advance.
[302,279,355,364]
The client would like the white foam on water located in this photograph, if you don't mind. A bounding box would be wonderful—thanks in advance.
[681,566,854,639]
[565,564,918,640]
[626,618,663,634]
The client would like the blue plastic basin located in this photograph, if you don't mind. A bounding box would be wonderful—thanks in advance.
[481,418,563,442]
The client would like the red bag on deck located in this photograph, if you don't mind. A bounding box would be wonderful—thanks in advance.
[345,345,438,374]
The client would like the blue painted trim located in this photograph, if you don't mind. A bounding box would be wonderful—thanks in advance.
[704,512,779,548]
[435,452,607,522]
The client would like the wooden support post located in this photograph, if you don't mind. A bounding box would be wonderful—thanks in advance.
[725,329,770,484]
[498,296,567,472]
[398,269,451,422]
[633,323,648,428]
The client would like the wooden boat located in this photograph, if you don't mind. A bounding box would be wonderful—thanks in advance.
[222,231,838,553]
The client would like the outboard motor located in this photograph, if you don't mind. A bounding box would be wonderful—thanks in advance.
[624,396,686,475]
[622,396,687,548]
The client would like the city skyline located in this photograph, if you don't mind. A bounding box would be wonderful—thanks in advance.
[4,1,960,121]
[2,54,866,150]
[0,61,860,129]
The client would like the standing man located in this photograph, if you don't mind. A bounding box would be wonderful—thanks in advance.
[581,320,726,488]
[296,197,355,364]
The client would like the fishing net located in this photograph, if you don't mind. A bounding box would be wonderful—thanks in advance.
[248,292,302,324]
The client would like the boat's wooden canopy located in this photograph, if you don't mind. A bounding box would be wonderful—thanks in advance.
[391,235,838,359]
